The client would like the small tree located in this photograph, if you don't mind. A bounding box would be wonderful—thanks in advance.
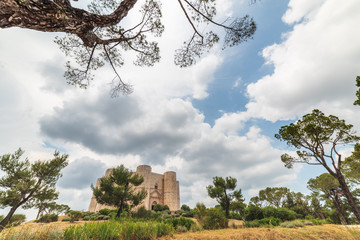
[0,149,68,230]
[275,109,360,222]
[91,165,147,217]
[207,176,243,218]
[194,202,207,224]
[308,173,349,225]
[22,187,59,220]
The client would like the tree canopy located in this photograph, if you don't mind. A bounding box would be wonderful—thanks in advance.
[0,148,68,230]
[275,109,360,222]
[258,187,289,208]
[343,143,360,185]
[91,164,147,217]
[0,0,256,96]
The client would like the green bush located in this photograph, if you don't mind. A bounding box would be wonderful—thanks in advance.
[62,217,71,222]
[229,211,242,220]
[308,218,327,225]
[9,214,26,226]
[182,210,195,218]
[38,213,58,223]
[176,225,188,232]
[166,217,195,231]
[258,217,282,226]
[262,206,297,221]
[280,220,305,228]
[163,205,170,211]
[244,220,260,228]
[190,224,202,232]
[83,216,91,221]
[99,208,112,216]
[202,208,228,230]
[276,208,297,221]
[68,211,84,222]
[175,209,184,216]
[244,204,263,221]
[181,204,191,212]
[153,204,163,212]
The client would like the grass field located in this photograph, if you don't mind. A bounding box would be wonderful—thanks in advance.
[1,220,360,240]
[160,225,360,240]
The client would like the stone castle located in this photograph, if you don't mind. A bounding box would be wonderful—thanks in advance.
[88,165,180,212]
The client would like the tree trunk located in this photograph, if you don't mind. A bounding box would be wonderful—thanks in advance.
[0,205,19,231]
[0,0,138,47]
[117,199,124,218]
[318,212,326,220]
[336,172,360,222]
[332,195,348,225]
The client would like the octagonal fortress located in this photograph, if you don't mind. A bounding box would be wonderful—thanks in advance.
[88,165,180,212]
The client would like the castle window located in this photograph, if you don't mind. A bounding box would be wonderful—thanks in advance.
[155,184,158,189]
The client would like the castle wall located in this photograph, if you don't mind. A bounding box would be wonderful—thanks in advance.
[88,165,180,212]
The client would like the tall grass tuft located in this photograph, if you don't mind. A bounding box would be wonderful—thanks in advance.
[63,219,174,240]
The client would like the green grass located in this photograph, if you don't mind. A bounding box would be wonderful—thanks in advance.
[63,220,174,240]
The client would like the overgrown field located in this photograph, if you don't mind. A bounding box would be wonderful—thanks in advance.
[159,225,360,240]
[1,221,360,240]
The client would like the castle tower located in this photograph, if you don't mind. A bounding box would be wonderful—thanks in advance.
[88,165,180,212]
[135,165,152,210]
[163,171,180,211]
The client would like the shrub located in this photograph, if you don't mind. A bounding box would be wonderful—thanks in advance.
[181,204,191,212]
[280,220,305,228]
[83,216,91,221]
[175,209,184,216]
[202,208,228,230]
[276,208,297,221]
[262,206,296,221]
[62,217,71,222]
[258,217,282,226]
[68,211,84,222]
[38,213,58,223]
[163,205,170,211]
[96,215,106,220]
[182,210,195,218]
[244,204,263,221]
[190,224,202,232]
[99,208,112,216]
[244,220,260,228]
[176,225,188,232]
[229,211,242,220]
[166,217,195,231]
[153,204,163,212]
[9,214,26,226]
[308,218,327,225]
[132,206,150,219]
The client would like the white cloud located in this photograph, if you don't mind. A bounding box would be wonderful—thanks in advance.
[245,0,360,123]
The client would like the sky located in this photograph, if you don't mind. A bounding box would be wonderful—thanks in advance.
[1,0,360,220]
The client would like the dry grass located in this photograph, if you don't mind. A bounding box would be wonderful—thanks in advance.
[1,220,360,240]
[160,225,360,240]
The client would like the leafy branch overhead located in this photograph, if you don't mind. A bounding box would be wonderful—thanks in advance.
[0,0,256,96]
